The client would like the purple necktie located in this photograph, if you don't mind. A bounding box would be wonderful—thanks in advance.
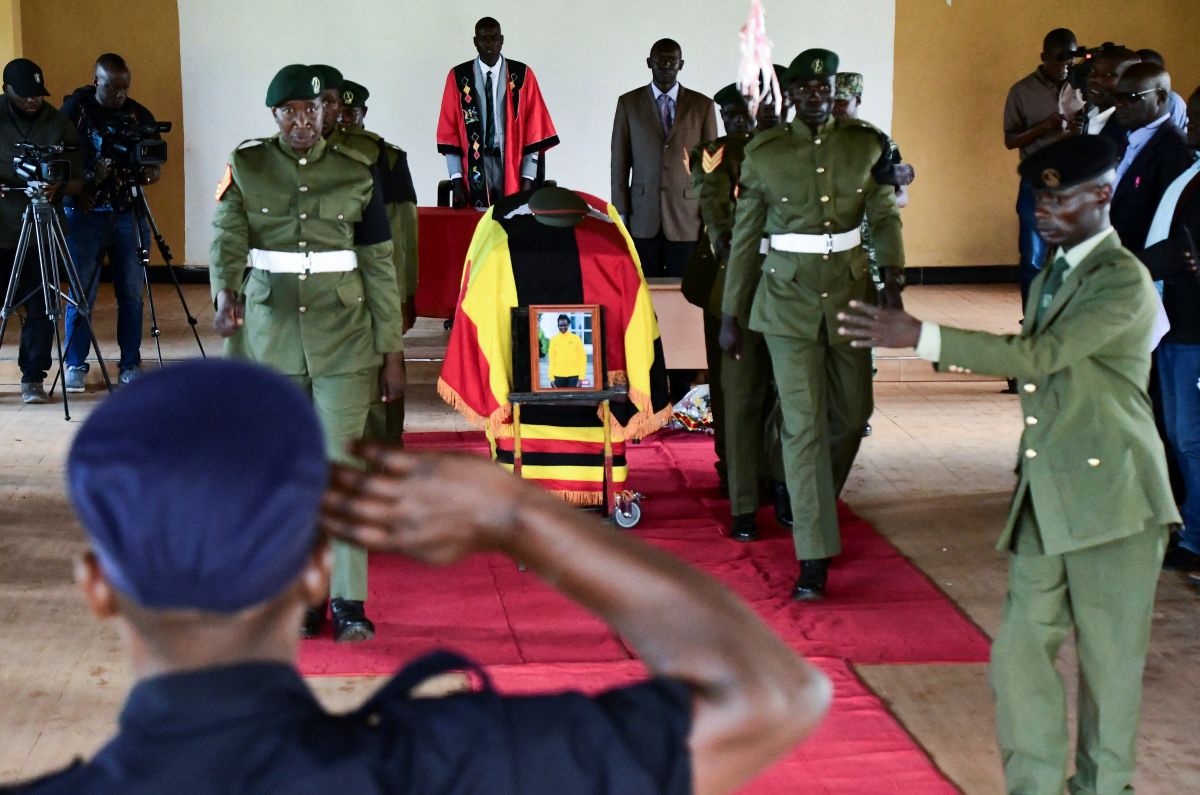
[658,93,673,137]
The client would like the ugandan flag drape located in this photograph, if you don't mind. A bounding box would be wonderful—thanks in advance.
[438,191,671,505]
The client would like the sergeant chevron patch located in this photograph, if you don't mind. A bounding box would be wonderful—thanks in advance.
[702,146,725,174]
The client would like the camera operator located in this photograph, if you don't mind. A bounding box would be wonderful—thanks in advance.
[60,52,161,390]
[1003,28,1081,308]
[0,58,81,404]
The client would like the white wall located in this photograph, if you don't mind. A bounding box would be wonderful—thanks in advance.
[179,0,896,263]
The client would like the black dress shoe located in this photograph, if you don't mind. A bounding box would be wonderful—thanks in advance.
[1002,378,1018,394]
[1163,537,1200,571]
[730,514,758,542]
[301,605,326,639]
[772,481,793,528]
[331,599,376,643]
[791,559,829,601]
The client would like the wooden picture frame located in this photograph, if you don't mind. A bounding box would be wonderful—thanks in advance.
[528,304,602,393]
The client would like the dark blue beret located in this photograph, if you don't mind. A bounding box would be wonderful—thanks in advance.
[67,359,328,613]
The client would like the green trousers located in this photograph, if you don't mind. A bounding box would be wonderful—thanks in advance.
[765,328,872,559]
[702,313,727,479]
[290,366,376,602]
[722,325,786,516]
[992,507,1167,795]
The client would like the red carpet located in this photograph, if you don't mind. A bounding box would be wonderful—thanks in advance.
[300,431,990,673]
[486,659,958,795]
[299,431,979,792]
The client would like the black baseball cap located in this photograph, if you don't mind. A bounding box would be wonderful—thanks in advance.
[3,58,51,98]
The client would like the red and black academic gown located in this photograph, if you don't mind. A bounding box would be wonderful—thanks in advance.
[438,192,671,505]
[436,59,559,204]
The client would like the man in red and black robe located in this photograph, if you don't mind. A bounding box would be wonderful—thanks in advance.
[436,17,559,208]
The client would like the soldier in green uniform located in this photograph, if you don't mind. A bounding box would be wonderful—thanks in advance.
[838,135,1176,795]
[721,50,905,599]
[338,79,420,444]
[210,64,406,643]
[683,76,790,541]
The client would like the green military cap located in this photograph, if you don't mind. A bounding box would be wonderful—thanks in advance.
[783,48,839,85]
[713,83,746,108]
[835,72,863,100]
[529,186,589,228]
[264,64,322,107]
[1018,135,1119,191]
[340,79,369,108]
[310,64,343,91]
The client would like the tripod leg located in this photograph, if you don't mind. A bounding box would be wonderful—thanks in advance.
[51,213,114,392]
[129,209,165,367]
[31,208,71,419]
[135,190,206,357]
[0,212,34,353]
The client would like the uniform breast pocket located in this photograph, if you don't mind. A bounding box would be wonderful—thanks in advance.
[761,254,800,284]
[320,199,363,223]
[244,192,292,218]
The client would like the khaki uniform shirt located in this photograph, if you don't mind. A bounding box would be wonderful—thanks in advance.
[210,135,404,377]
[723,118,903,341]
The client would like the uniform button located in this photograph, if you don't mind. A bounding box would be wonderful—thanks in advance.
[820,195,830,203]
[823,220,832,227]
[856,188,863,193]
[820,291,829,298]
[299,212,308,220]
[365,712,382,728]
[261,208,269,214]
[332,145,340,151]
[1023,383,1036,393]
[822,255,830,261]
[816,167,826,173]
[336,213,345,220]
[298,306,307,313]
[769,267,777,274]
[1025,449,1037,459]
[299,185,309,192]
[298,273,308,281]
[781,197,789,202]
[298,241,307,248]
[1025,416,1038,425]
[1087,457,1100,467]
[358,297,363,303]
[814,138,822,145]
[298,157,308,165]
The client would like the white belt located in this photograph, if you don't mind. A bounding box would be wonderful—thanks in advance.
[770,229,862,254]
[248,248,358,274]
[759,238,770,255]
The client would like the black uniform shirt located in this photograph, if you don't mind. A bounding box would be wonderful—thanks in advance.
[2,653,693,794]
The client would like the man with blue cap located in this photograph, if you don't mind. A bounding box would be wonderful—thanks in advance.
[4,358,831,794]
[839,135,1178,795]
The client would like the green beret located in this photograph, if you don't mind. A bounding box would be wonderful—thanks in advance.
[713,83,746,108]
[529,186,589,228]
[783,48,839,85]
[1018,135,1120,191]
[310,64,343,92]
[340,80,369,108]
[265,64,322,107]
[835,72,863,100]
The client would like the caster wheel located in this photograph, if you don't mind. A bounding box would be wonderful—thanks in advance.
[613,501,641,528]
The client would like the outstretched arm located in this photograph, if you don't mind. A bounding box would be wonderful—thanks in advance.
[321,446,830,795]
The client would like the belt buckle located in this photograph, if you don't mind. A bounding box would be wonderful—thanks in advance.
[823,233,835,255]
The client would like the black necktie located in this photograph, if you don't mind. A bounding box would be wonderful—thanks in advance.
[484,71,496,149]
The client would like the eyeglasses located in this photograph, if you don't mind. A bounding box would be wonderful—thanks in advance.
[1113,88,1160,104]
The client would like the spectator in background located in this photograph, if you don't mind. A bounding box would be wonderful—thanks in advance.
[1135,49,1188,131]
[1004,28,1079,307]
[1083,45,1141,138]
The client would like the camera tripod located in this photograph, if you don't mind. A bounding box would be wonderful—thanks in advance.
[0,182,115,420]
[67,176,206,371]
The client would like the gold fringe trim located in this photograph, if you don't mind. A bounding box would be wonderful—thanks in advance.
[437,378,512,438]
[552,489,608,507]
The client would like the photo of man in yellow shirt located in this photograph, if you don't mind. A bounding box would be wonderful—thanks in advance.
[548,313,588,387]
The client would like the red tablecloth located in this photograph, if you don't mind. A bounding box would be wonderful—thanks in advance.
[414,207,484,319]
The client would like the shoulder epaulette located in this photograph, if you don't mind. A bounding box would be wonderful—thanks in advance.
[745,124,789,151]
[329,134,376,167]
[236,138,269,150]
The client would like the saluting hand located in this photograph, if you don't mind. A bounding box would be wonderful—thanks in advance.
[320,444,524,565]
[837,300,921,350]
[212,288,244,337]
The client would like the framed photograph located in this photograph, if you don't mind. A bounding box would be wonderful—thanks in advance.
[529,304,602,393]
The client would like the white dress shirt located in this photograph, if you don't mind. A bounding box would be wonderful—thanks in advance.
[651,82,680,130]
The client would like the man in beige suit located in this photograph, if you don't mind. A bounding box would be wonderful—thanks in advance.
[838,135,1177,795]
[611,38,718,278]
